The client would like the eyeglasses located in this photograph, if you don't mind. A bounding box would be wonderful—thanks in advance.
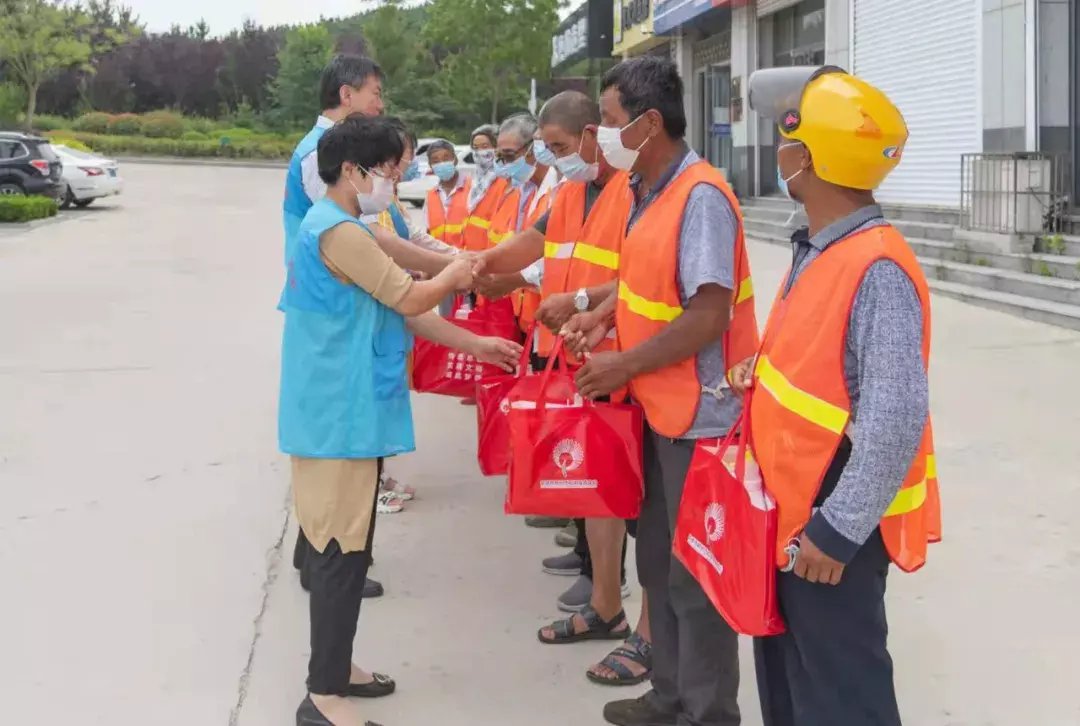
[495,141,533,165]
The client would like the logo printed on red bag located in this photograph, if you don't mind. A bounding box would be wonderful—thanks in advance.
[499,397,510,415]
[539,438,598,490]
[705,502,726,543]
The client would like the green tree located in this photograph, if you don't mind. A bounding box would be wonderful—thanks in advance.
[270,24,334,128]
[424,0,558,124]
[0,0,93,129]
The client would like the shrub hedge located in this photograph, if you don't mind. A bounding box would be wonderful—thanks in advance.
[49,137,93,152]
[107,113,144,136]
[0,196,59,223]
[48,131,293,160]
[72,111,112,134]
[141,110,186,139]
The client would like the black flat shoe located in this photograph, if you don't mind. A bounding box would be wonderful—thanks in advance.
[296,695,382,725]
[346,672,395,698]
[363,577,384,598]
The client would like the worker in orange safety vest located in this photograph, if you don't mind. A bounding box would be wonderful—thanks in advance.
[561,56,759,726]
[744,65,941,726]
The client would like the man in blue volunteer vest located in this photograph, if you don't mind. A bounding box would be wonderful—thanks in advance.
[284,55,387,600]
[282,54,385,265]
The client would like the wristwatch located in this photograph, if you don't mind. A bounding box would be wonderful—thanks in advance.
[574,287,590,312]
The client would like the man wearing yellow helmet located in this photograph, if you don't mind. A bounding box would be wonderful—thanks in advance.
[745,67,941,726]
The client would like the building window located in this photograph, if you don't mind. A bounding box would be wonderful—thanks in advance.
[772,0,825,67]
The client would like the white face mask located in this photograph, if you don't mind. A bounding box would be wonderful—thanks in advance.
[596,115,648,171]
[351,170,395,214]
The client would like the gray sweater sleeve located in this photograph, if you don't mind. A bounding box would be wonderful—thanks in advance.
[803,260,929,563]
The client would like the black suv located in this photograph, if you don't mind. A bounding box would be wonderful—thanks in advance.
[0,132,64,201]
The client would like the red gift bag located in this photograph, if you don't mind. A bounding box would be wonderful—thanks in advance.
[672,393,785,636]
[505,340,644,519]
[411,297,521,398]
[476,324,537,476]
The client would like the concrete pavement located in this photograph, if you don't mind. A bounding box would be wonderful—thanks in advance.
[1,163,1078,725]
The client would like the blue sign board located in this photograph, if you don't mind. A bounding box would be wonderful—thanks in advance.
[653,0,727,34]
[710,123,732,137]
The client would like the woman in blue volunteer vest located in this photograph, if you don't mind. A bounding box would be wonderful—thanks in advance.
[281,116,521,726]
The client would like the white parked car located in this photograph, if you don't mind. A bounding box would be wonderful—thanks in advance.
[53,145,123,210]
[398,141,476,207]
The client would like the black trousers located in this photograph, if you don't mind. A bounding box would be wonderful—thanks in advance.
[753,442,901,726]
[638,429,740,726]
[296,461,381,695]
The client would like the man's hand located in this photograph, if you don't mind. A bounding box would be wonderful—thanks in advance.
[575,351,634,399]
[471,336,523,372]
[728,356,755,395]
[560,311,609,356]
[536,292,578,332]
[792,532,845,585]
[472,274,507,299]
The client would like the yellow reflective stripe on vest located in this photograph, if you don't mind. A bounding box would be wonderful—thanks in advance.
[925,453,937,480]
[735,275,754,305]
[430,224,447,237]
[489,230,511,244]
[755,355,848,435]
[884,480,927,517]
[466,215,491,230]
[545,241,574,259]
[618,281,682,323]
[444,223,464,234]
[573,243,619,270]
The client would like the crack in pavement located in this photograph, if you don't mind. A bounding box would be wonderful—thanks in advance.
[228,486,292,726]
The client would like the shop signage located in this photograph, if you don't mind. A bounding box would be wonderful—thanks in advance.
[553,0,615,71]
[654,0,740,35]
[622,0,650,29]
[710,123,732,137]
[553,12,589,68]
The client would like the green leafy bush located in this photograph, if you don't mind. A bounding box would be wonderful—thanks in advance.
[218,127,255,141]
[31,114,69,132]
[181,130,208,141]
[73,112,112,134]
[107,113,144,136]
[0,196,59,223]
[141,110,186,138]
[185,117,218,134]
[0,83,26,126]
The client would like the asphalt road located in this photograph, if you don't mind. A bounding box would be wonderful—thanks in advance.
[1,162,1078,726]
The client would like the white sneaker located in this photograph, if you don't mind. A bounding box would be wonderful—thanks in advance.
[376,490,405,514]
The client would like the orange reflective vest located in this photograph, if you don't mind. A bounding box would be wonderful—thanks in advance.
[749,224,941,573]
[426,176,472,249]
[462,177,509,252]
[615,160,759,438]
[540,172,632,356]
[510,187,553,332]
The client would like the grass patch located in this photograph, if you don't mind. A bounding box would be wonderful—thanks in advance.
[0,196,59,223]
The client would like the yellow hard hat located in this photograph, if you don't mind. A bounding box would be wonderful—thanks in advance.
[748,66,908,191]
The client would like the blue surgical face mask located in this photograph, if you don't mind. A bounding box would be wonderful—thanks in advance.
[432,161,457,182]
[501,154,535,185]
[401,158,420,182]
[555,134,600,183]
[776,142,804,200]
[533,138,557,167]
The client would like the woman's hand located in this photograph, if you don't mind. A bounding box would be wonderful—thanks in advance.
[471,336,523,372]
[441,257,475,291]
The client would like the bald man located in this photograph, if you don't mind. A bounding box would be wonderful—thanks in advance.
[476,91,652,687]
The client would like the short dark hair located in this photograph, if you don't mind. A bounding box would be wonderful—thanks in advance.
[317,116,404,184]
[319,54,384,111]
[426,139,455,160]
[538,91,601,135]
[384,116,418,153]
[600,56,686,139]
[470,124,497,147]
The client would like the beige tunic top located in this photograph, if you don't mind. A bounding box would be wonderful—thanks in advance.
[292,219,414,555]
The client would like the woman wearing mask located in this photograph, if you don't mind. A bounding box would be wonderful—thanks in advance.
[282,116,521,726]
[461,125,509,252]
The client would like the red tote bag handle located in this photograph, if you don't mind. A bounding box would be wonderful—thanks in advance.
[535,337,580,415]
